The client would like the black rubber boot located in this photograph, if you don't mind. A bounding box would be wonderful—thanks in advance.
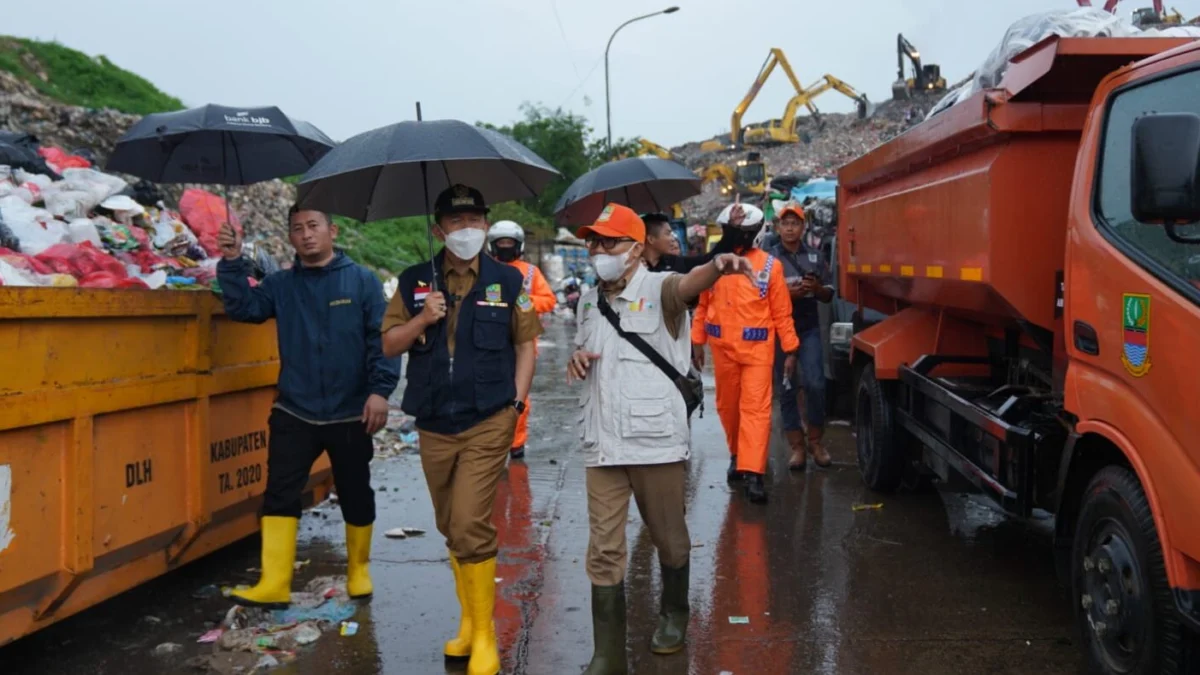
[745,473,768,504]
[583,583,628,675]
[726,455,744,483]
[510,445,525,460]
[650,563,690,655]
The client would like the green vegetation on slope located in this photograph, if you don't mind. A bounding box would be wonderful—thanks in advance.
[0,36,182,114]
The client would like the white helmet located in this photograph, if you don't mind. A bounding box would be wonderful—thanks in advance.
[487,220,525,258]
[715,203,765,228]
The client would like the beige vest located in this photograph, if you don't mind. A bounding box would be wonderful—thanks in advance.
[574,267,691,467]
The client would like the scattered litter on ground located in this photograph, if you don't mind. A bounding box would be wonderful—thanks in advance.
[193,584,222,600]
[728,616,750,625]
[852,503,884,512]
[197,628,224,644]
[153,642,182,656]
[384,527,425,539]
[142,615,163,624]
[339,621,359,637]
[828,419,851,427]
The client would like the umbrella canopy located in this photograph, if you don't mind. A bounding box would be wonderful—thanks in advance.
[553,156,701,226]
[296,119,559,222]
[106,104,336,185]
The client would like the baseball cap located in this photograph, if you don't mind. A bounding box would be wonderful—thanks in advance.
[434,184,489,215]
[576,203,646,244]
[778,201,806,222]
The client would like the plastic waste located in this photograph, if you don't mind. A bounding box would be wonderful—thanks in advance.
[339,621,359,637]
[180,188,241,256]
[66,218,103,246]
[1,198,66,255]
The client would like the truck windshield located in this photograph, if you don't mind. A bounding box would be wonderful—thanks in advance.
[1097,68,1200,292]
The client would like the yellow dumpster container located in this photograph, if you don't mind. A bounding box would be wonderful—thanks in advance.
[0,288,332,645]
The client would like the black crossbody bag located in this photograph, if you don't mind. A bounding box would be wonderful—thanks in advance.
[596,293,705,418]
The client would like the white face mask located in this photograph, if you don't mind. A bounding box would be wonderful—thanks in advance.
[592,249,632,282]
[442,228,486,260]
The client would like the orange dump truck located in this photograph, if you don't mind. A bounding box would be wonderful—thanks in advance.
[0,288,331,645]
[840,36,1200,672]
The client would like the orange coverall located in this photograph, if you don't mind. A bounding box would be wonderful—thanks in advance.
[691,248,800,475]
[504,259,557,450]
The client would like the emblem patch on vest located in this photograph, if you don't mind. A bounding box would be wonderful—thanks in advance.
[486,283,502,303]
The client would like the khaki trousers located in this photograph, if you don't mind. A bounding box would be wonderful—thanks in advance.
[418,408,517,564]
[586,461,691,586]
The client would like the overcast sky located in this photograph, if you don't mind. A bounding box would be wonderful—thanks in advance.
[9,0,1197,147]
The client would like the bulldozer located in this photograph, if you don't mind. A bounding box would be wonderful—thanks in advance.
[892,34,946,100]
[743,74,873,146]
[700,152,768,198]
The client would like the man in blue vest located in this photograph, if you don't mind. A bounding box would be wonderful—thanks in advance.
[382,184,540,675]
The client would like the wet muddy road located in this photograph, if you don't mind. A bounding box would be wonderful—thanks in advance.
[2,319,1082,674]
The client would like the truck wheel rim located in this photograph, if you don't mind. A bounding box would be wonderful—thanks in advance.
[856,387,873,469]
[1082,517,1146,672]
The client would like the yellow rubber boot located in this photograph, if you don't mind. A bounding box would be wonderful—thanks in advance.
[461,557,501,675]
[231,516,298,609]
[444,552,472,663]
[345,524,374,599]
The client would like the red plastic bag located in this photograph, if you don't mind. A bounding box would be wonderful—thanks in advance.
[179,189,241,256]
[79,271,145,289]
[35,242,127,279]
[0,247,54,275]
[37,146,92,173]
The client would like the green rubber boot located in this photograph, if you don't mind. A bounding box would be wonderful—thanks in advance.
[583,583,628,675]
[650,563,690,654]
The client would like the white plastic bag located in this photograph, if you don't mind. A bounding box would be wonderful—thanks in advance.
[44,189,97,219]
[123,263,167,290]
[67,218,103,246]
[13,169,52,191]
[0,196,65,255]
[60,168,127,205]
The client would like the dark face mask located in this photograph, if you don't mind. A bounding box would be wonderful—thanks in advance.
[494,247,519,263]
[723,226,760,251]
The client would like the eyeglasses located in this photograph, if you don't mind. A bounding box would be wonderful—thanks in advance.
[585,235,635,251]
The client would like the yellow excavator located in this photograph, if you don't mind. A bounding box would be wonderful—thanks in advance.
[700,152,768,198]
[699,47,814,152]
[892,34,946,100]
[628,138,684,163]
[743,74,873,146]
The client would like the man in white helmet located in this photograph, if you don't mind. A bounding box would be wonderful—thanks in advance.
[488,220,557,458]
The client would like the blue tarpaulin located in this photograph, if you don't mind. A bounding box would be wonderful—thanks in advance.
[790,179,837,202]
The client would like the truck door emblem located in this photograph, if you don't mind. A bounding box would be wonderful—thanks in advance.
[1121,293,1152,377]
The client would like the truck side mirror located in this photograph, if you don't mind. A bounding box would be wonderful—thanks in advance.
[1131,112,1200,243]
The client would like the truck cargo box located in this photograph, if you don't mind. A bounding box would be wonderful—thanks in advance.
[0,288,332,645]
[839,36,1195,333]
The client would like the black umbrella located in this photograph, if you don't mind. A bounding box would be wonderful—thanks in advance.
[553,156,701,226]
[295,117,559,222]
[106,104,336,185]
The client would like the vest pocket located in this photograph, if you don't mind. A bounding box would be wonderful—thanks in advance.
[473,309,510,351]
[621,402,672,438]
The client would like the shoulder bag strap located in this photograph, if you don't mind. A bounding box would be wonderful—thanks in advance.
[596,292,684,381]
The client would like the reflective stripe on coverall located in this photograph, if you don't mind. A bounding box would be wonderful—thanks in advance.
[691,248,800,474]
[505,259,557,449]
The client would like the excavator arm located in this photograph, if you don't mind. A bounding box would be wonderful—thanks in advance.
[730,48,811,148]
[769,75,872,143]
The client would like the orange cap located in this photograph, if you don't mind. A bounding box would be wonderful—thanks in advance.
[778,201,806,222]
[576,203,646,244]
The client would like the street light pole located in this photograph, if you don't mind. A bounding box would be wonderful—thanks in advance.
[605,6,679,155]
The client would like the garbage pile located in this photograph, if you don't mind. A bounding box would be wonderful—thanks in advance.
[374,409,419,458]
[184,576,359,673]
[0,70,299,264]
[676,93,941,221]
[0,156,265,289]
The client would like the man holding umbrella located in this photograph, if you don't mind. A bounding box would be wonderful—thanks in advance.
[382,184,540,675]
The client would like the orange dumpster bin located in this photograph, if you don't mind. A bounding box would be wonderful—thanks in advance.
[0,288,333,646]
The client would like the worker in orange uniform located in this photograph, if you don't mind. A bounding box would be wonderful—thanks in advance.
[487,220,556,459]
[692,203,799,504]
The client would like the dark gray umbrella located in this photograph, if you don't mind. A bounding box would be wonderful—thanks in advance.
[106,104,336,185]
[553,156,701,226]
[295,118,559,222]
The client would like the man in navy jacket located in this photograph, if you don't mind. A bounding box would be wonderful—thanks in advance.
[215,206,399,609]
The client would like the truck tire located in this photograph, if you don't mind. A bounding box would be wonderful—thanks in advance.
[855,367,905,492]
[1071,466,1191,674]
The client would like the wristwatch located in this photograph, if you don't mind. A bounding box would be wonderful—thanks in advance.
[513,400,526,414]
